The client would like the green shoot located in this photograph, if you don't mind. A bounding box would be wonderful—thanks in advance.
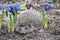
[0,11,2,29]
[7,21,11,33]
[42,10,48,29]
[7,12,12,33]
[11,14,16,32]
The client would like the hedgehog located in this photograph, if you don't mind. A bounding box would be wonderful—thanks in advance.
[16,8,42,34]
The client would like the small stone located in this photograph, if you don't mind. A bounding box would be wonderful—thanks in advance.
[15,35,19,39]
[39,29,44,33]
[16,38,21,40]
[8,39,12,40]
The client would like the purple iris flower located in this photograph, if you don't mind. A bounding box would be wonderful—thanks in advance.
[6,4,15,12]
[15,3,21,11]
[0,4,4,10]
[6,4,15,16]
[6,5,11,12]
[43,2,52,11]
